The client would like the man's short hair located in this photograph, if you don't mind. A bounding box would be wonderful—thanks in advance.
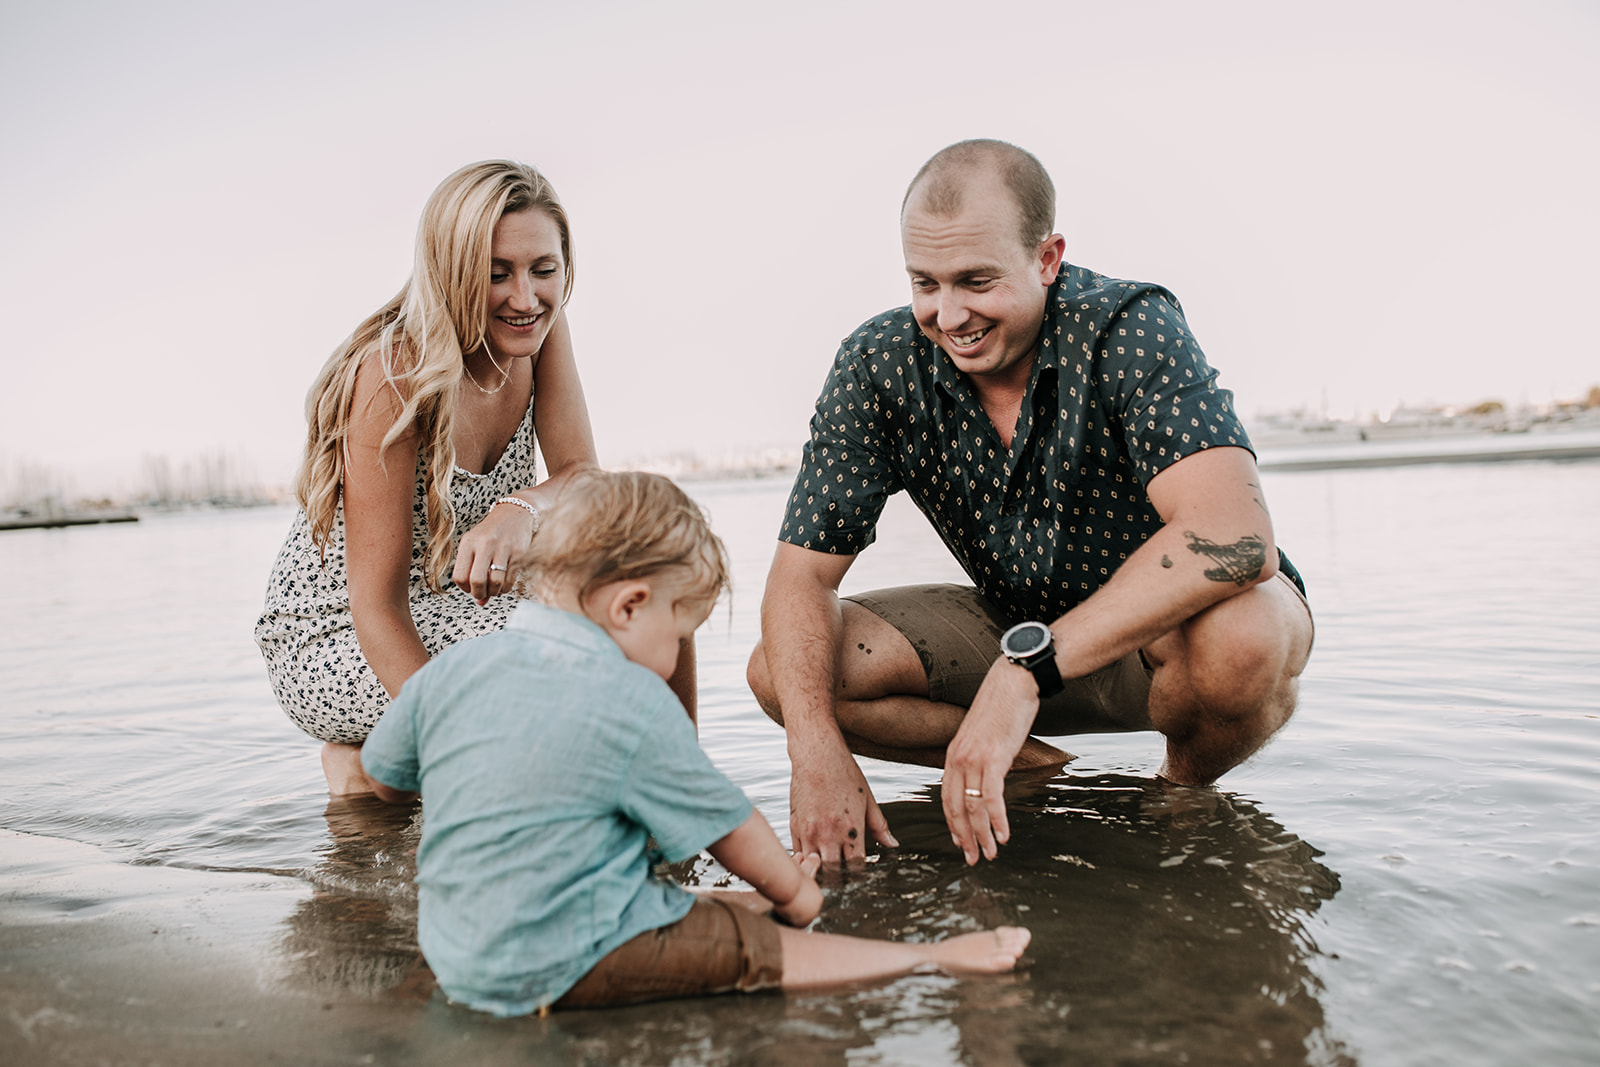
[902,139,1056,251]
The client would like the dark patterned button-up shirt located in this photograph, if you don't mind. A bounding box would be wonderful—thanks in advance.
[778,262,1262,624]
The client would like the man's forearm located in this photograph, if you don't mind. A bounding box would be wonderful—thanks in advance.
[1048,514,1275,678]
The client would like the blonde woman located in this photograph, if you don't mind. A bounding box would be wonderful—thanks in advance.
[256,161,681,794]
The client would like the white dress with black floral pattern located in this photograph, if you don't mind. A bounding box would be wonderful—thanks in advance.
[255,396,537,744]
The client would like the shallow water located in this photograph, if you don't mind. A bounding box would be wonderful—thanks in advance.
[1,461,1597,1064]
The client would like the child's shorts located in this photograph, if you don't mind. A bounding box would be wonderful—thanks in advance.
[555,897,784,1009]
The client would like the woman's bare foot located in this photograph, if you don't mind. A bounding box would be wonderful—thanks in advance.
[321,742,375,796]
[926,926,1032,974]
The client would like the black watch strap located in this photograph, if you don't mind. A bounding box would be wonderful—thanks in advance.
[1028,653,1065,699]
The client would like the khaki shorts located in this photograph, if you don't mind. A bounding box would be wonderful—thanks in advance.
[555,897,784,1010]
[845,575,1312,737]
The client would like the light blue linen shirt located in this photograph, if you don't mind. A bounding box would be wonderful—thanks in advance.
[362,602,753,1016]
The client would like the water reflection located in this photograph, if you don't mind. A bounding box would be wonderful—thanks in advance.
[277,794,427,998]
[269,777,1350,1065]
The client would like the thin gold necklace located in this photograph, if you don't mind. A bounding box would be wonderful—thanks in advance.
[465,348,512,395]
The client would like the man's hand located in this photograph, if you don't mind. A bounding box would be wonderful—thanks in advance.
[941,659,1039,865]
[788,731,896,867]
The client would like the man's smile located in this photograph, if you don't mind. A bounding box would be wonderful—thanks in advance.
[946,326,991,350]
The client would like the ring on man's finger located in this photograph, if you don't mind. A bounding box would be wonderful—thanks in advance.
[964,787,983,798]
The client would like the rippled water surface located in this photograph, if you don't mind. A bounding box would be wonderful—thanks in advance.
[2,460,1597,1064]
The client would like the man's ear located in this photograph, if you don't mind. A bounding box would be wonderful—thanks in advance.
[1037,233,1066,283]
[600,580,653,630]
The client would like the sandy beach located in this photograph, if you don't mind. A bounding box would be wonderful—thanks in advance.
[1,780,1349,1066]
[3,829,346,1066]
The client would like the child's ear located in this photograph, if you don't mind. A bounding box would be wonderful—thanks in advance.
[602,580,653,629]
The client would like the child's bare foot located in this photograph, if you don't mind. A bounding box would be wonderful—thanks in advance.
[322,742,375,796]
[926,926,1031,974]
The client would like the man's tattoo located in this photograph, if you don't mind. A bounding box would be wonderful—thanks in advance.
[1247,481,1269,515]
[1184,532,1267,586]
[1161,555,1173,568]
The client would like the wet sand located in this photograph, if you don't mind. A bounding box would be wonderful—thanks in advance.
[2,779,1350,1066]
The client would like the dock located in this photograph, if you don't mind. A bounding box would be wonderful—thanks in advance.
[0,512,140,532]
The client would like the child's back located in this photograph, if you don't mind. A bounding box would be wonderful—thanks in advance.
[363,602,752,1016]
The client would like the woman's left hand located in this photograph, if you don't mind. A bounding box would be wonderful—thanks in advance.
[453,499,538,605]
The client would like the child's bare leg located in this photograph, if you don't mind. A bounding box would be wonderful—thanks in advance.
[777,926,1030,990]
[322,742,376,796]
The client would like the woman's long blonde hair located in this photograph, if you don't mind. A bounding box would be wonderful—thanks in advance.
[295,160,574,591]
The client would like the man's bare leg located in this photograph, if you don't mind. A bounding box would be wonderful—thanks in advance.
[1145,573,1313,785]
[321,742,377,796]
[777,925,1031,989]
[749,601,1069,771]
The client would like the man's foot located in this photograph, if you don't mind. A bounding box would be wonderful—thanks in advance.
[927,927,1032,974]
[321,742,375,796]
[1013,737,1073,771]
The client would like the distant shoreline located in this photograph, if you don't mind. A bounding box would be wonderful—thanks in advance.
[5,425,1598,524]
[1254,426,1600,472]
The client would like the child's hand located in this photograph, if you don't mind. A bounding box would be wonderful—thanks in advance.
[774,853,823,927]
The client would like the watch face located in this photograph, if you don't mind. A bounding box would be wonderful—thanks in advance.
[1004,622,1050,657]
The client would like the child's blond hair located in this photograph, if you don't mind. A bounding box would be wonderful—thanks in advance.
[517,470,730,608]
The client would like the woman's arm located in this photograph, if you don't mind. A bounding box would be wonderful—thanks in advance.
[707,809,824,928]
[343,357,431,698]
[454,313,600,603]
[528,311,598,483]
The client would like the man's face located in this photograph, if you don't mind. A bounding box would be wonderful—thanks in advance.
[901,176,1061,385]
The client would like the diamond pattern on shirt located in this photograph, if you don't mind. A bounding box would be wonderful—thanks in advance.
[779,263,1251,623]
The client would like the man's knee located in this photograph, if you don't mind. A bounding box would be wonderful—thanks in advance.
[836,600,931,700]
[745,642,784,725]
[1167,582,1311,717]
[746,603,930,724]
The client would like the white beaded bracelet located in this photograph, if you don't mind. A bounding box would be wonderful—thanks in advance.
[494,495,541,534]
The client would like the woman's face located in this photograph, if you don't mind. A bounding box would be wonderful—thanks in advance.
[484,209,566,360]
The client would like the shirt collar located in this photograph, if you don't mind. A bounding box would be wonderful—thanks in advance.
[506,601,624,660]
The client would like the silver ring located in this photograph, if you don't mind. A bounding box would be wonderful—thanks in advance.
[964,787,983,798]
[489,564,506,572]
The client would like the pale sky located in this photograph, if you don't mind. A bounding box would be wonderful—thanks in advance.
[2,0,1596,497]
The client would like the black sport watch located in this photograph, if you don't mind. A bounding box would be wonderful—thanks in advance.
[1000,621,1064,699]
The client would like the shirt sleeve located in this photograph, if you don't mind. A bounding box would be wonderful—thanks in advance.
[1096,288,1253,485]
[360,683,422,794]
[777,334,903,555]
[616,695,754,864]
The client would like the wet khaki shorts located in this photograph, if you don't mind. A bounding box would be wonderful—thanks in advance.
[845,576,1312,737]
[555,897,784,1010]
